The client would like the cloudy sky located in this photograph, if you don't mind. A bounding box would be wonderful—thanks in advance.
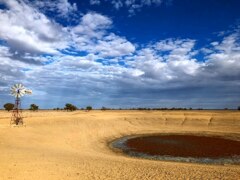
[0,0,240,109]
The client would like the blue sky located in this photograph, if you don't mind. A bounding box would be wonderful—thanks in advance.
[0,0,240,109]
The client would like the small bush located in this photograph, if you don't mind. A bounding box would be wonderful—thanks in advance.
[64,103,77,111]
[3,103,14,111]
[29,104,39,111]
[86,106,92,111]
[101,107,106,111]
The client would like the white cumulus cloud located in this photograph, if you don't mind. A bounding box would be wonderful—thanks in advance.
[0,0,68,54]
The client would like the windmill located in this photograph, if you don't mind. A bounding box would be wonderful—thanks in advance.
[10,83,32,125]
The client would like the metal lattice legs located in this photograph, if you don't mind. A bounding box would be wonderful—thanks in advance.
[11,97,24,126]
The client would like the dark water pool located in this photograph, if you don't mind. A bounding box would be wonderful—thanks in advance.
[111,134,240,164]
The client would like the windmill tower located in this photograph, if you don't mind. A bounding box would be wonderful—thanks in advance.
[10,84,32,125]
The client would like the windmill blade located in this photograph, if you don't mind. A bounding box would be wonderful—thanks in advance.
[18,84,23,88]
[21,88,26,93]
[10,91,17,95]
[19,91,25,97]
[14,84,18,89]
[10,92,16,97]
[20,89,26,94]
[20,84,25,90]
[10,90,18,96]
[11,87,17,91]
[10,92,17,96]
[10,90,16,94]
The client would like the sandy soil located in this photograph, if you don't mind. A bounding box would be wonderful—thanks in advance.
[0,110,240,180]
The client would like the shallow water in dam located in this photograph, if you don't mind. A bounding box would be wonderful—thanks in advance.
[111,134,240,164]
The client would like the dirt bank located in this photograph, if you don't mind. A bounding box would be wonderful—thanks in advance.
[0,110,239,179]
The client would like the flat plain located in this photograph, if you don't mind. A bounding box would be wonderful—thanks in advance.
[0,110,240,179]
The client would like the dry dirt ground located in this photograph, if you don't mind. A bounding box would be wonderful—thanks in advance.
[0,110,240,180]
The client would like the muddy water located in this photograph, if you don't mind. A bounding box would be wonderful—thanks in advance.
[111,134,240,164]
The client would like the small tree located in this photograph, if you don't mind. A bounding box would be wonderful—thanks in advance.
[238,106,240,111]
[29,104,39,111]
[3,103,14,111]
[86,106,92,111]
[101,106,108,111]
[64,103,77,111]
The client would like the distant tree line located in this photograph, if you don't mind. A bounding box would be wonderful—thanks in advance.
[3,102,240,111]
[98,107,199,110]
[53,104,93,111]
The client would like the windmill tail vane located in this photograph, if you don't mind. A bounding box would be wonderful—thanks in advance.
[24,89,32,95]
[10,83,32,126]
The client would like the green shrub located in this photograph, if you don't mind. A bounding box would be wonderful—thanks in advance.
[3,103,14,111]
[86,106,92,111]
[64,103,77,111]
[29,104,39,111]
